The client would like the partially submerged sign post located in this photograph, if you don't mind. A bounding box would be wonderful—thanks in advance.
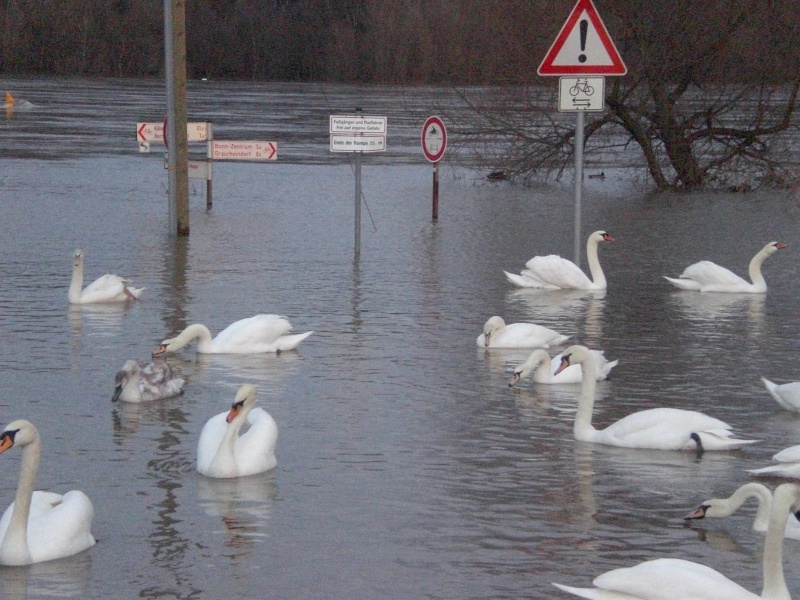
[329,112,387,257]
[538,0,626,263]
[421,116,447,221]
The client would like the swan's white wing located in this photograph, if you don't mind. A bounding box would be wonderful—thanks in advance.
[773,445,800,462]
[197,413,228,474]
[212,315,293,352]
[601,408,751,450]
[234,408,278,476]
[591,558,758,599]
[490,323,569,349]
[678,261,748,287]
[79,274,129,303]
[503,270,557,289]
[24,490,95,563]
[525,255,593,289]
[761,378,800,411]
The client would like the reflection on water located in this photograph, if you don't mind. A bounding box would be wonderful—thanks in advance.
[0,77,799,598]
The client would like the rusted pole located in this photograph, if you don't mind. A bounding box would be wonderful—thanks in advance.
[432,161,440,221]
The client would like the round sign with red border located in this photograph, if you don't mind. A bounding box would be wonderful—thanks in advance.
[421,116,447,163]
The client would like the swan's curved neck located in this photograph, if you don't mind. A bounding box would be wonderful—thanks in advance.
[523,353,550,380]
[761,485,796,600]
[208,406,252,477]
[748,247,772,290]
[575,355,599,441]
[172,324,214,351]
[68,262,83,303]
[585,237,606,288]
[0,435,40,565]
[713,483,773,530]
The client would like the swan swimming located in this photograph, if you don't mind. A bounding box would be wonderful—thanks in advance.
[760,377,800,412]
[685,482,800,540]
[197,384,278,478]
[508,348,618,386]
[153,314,313,355]
[504,230,614,290]
[477,316,569,349]
[664,241,786,293]
[748,445,800,479]
[554,482,800,599]
[554,345,757,451]
[68,248,145,304]
[0,420,96,565]
[112,359,186,403]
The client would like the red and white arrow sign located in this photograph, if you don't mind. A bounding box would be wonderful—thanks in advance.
[212,141,277,161]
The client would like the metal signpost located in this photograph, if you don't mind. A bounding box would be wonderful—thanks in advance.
[421,116,447,221]
[329,113,387,256]
[538,0,626,264]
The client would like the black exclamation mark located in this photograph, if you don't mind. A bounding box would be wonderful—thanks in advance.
[578,19,588,63]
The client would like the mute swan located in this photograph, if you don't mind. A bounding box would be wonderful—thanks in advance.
[68,249,145,304]
[112,359,186,403]
[477,316,569,349]
[760,378,800,412]
[0,420,95,565]
[664,241,786,293]
[685,482,800,540]
[508,348,618,386]
[554,482,800,600]
[504,230,614,290]
[153,314,313,355]
[748,445,800,479]
[555,345,757,451]
[197,384,278,478]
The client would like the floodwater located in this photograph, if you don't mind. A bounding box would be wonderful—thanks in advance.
[1,77,800,599]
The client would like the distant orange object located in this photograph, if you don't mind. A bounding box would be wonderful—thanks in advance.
[4,92,13,104]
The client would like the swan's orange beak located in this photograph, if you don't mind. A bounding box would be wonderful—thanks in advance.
[603,233,614,242]
[684,505,708,520]
[553,355,571,376]
[0,432,15,454]
[776,242,787,250]
[226,401,244,423]
[152,344,167,357]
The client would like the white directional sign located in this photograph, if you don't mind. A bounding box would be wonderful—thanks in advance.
[211,141,277,161]
[330,134,386,153]
[136,121,209,143]
[558,77,605,111]
[329,115,387,134]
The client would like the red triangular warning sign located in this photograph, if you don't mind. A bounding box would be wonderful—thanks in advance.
[538,0,627,76]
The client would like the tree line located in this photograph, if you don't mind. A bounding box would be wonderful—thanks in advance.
[2,0,796,85]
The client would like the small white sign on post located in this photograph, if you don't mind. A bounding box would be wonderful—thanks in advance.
[330,134,386,153]
[211,141,277,161]
[329,115,387,134]
[558,77,605,112]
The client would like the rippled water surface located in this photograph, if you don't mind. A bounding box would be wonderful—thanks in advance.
[1,78,800,599]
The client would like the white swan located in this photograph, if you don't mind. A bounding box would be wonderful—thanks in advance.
[555,345,758,451]
[0,420,95,566]
[112,359,186,403]
[68,249,145,304]
[153,314,313,355]
[504,230,614,290]
[664,241,786,293]
[748,445,800,479]
[553,482,800,600]
[197,384,278,478]
[477,316,569,349]
[685,482,800,540]
[508,348,618,386]
[760,377,800,412]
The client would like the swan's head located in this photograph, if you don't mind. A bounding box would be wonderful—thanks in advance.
[553,345,590,375]
[152,340,174,357]
[73,249,84,268]
[483,316,505,347]
[509,349,550,387]
[226,384,258,423]
[591,231,614,243]
[765,241,787,255]
[684,501,719,520]
[112,360,141,402]
[0,420,37,453]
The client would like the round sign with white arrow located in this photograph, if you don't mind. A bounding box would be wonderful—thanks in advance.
[421,116,447,163]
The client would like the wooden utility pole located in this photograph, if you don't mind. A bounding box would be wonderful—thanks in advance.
[164,0,189,236]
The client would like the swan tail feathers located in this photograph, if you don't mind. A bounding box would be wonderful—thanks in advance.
[503,270,539,288]
[275,331,313,351]
[760,377,797,410]
[551,583,611,599]
[663,276,702,290]
[125,286,145,300]
[599,360,619,379]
